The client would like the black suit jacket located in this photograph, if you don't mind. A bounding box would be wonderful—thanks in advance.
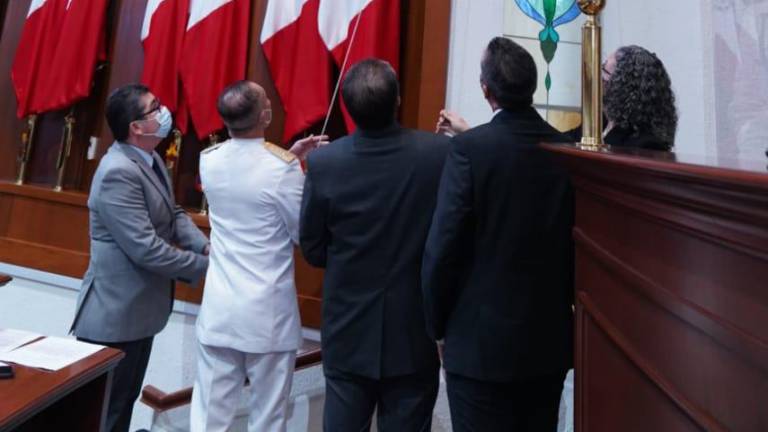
[300,124,448,379]
[422,107,574,382]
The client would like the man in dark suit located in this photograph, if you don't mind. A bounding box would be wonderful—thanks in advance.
[300,59,448,431]
[422,37,574,432]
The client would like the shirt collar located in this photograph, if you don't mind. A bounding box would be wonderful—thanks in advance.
[127,144,155,167]
[354,122,401,139]
[231,137,265,146]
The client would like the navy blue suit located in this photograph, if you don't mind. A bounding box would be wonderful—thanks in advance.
[422,107,575,431]
[301,124,448,431]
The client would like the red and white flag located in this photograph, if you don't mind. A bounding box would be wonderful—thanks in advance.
[261,0,332,142]
[11,0,65,118]
[38,0,108,113]
[180,0,250,139]
[141,0,190,131]
[318,0,400,132]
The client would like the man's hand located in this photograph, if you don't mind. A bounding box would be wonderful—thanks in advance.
[436,110,469,137]
[288,134,330,161]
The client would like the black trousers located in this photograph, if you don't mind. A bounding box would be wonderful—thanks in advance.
[446,370,567,432]
[323,366,439,432]
[79,336,154,432]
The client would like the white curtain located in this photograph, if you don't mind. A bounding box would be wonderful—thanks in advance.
[712,0,768,159]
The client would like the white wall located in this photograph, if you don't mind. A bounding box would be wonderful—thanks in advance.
[444,0,506,127]
[445,0,718,156]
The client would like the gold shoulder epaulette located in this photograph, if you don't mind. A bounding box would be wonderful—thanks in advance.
[201,142,224,155]
[263,141,296,164]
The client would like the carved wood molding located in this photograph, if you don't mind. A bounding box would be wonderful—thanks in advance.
[543,144,768,260]
[578,291,729,432]
[575,228,768,372]
[574,177,768,262]
[0,182,88,207]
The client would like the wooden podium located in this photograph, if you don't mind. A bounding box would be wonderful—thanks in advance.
[0,345,123,432]
[543,144,768,432]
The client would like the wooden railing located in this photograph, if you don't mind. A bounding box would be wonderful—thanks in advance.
[140,338,322,413]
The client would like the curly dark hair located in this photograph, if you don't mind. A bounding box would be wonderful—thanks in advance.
[604,46,678,149]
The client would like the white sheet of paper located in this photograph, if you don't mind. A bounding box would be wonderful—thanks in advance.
[0,328,42,353]
[0,337,104,371]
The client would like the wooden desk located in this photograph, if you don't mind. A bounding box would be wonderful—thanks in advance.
[543,144,768,432]
[0,345,123,432]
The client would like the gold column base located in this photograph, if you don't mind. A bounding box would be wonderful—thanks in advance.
[579,136,603,150]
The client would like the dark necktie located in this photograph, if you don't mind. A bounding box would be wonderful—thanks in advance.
[151,159,170,194]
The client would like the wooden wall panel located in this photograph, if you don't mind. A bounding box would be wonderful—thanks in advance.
[401,0,451,131]
[0,184,89,277]
[544,144,768,432]
[0,2,7,42]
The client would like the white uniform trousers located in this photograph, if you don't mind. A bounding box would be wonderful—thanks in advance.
[191,343,296,432]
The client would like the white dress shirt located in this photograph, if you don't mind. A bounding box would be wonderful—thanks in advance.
[197,137,303,353]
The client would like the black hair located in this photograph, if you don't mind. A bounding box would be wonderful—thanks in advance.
[105,84,151,142]
[480,37,537,110]
[604,45,678,149]
[341,59,399,130]
[217,80,262,134]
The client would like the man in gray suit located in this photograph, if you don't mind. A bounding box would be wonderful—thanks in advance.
[71,84,209,432]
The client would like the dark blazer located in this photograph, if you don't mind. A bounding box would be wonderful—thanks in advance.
[300,124,448,380]
[422,107,574,382]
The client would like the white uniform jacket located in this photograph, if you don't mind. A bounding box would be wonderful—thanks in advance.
[197,137,303,353]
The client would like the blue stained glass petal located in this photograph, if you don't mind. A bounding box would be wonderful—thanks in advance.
[554,0,576,18]
[515,0,546,25]
[552,2,581,27]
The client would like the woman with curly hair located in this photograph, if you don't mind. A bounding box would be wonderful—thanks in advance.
[601,45,678,151]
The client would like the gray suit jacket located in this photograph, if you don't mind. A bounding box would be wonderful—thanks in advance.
[71,142,209,342]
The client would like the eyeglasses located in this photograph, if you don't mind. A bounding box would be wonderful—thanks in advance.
[601,64,612,80]
[135,98,161,121]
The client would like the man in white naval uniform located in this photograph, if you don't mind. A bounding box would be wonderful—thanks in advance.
[191,80,327,432]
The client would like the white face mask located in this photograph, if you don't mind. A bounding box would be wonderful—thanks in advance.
[149,106,173,138]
